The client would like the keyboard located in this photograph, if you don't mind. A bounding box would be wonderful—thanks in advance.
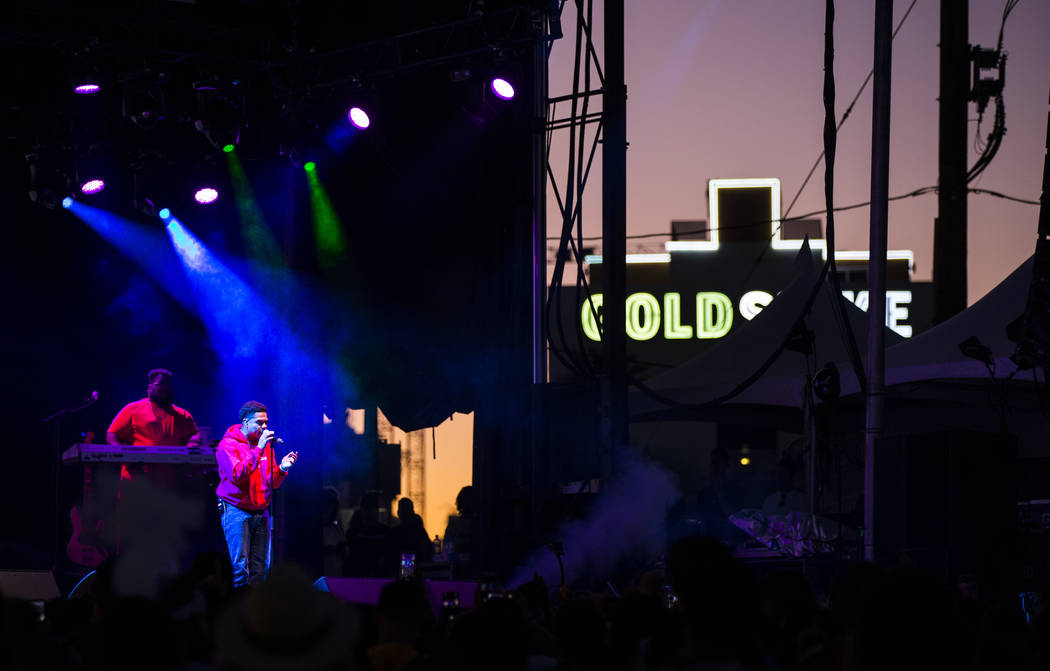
[62,443,218,465]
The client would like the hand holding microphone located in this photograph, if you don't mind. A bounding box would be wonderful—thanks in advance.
[256,429,294,468]
[257,429,279,448]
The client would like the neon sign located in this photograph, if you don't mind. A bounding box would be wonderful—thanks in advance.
[582,291,734,341]
[580,289,914,341]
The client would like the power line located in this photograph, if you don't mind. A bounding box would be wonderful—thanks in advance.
[782,0,919,220]
[548,184,1038,243]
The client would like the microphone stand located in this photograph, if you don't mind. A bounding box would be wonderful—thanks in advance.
[42,394,99,570]
[265,437,284,581]
[266,441,274,580]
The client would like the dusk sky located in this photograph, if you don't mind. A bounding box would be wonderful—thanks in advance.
[547,0,1049,303]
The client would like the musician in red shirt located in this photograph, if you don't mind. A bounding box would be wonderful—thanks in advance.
[77,369,202,562]
[106,368,202,483]
[216,400,298,587]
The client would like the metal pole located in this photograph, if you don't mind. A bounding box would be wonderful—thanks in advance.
[532,12,549,387]
[530,8,549,544]
[600,0,628,477]
[805,378,817,515]
[933,0,969,323]
[864,0,892,563]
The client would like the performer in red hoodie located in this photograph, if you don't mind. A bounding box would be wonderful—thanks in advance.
[216,400,299,587]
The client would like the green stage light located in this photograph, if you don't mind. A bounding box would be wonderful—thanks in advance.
[224,149,282,262]
[222,144,236,153]
[303,161,316,172]
[306,168,347,271]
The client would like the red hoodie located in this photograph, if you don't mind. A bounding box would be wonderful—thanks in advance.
[216,424,288,511]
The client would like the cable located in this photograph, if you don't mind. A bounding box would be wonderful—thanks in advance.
[968,0,1019,184]
[821,0,867,395]
[628,261,832,411]
[967,187,1038,205]
[782,0,919,221]
[544,0,603,378]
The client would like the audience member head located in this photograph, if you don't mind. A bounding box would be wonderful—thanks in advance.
[360,492,381,525]
[397,497,415,521]
[667,536,759,665]
[554,597,609,669]
[455,485,477,518]
[375,578,433,646]
[214,564,357,671]
[451,596,528,671]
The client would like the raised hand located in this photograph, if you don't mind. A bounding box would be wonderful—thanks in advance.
[280,451,299,472]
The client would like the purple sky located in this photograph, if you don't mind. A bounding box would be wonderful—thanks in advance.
[547,0,1049,302]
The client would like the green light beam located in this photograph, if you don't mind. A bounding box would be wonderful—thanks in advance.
[305,167,348,272]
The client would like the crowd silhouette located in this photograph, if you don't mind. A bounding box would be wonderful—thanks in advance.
[3,528,1048,670]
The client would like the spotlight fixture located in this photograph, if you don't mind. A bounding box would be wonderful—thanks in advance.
[303,161,316,172]
[490,77,515,100]
[26,148,70,210]
[121,70,169,130]
[158,208,172,221]
[70,49,103,98]
[347,106,370,129]
[194,187,219,205]
[62,197,73,209]
[80,179,106,194]
[194,117,240,153]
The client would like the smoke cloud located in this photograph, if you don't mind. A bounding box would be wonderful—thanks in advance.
[509,448,680,589]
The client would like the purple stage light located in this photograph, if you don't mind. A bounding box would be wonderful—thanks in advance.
[490,78,515,100]
[194,188,219,204]
[80,179,105,194]
[348,107,370,129]
[74,84,101,95]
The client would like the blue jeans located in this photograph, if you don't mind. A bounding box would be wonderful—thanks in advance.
[219,499,270,588]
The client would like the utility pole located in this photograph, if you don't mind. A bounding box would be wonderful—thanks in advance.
[864,0,892,563]
[600,0,628,477]
[933,0,969,324]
